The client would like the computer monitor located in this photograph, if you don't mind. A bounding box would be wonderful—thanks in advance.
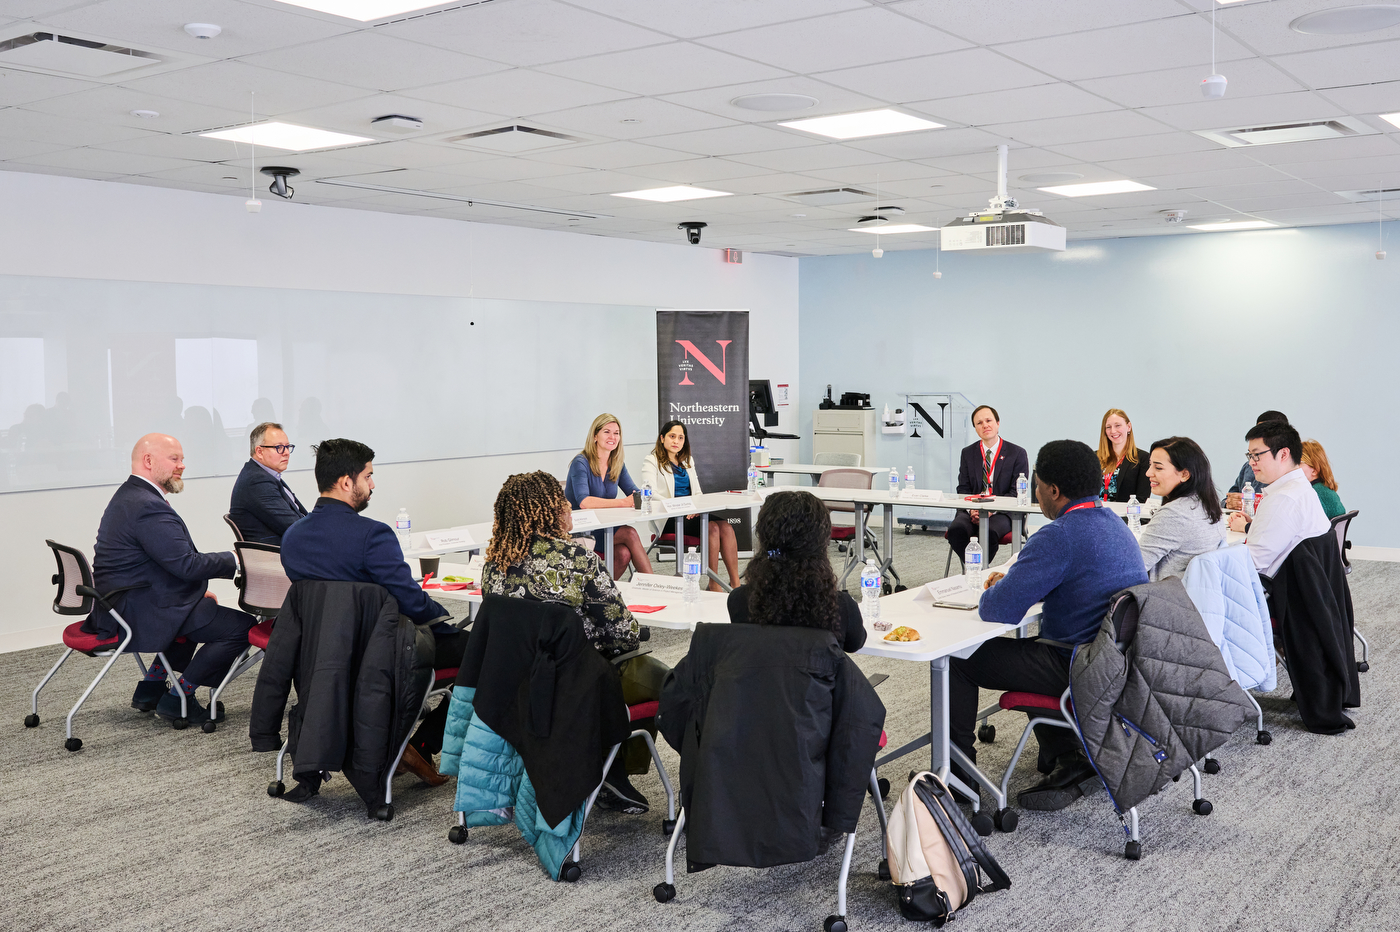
[749,379,777,423]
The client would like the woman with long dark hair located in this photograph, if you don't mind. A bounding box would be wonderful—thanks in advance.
[1137,437,1227,581]
[726,490,866,652]
[640,419,740,591]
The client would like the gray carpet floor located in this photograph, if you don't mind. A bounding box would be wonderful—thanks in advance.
[4,531,1397,932]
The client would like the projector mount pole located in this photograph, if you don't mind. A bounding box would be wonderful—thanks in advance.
[989,144,1017,213]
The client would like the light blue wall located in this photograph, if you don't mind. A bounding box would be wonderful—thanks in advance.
[799,221,1397,546]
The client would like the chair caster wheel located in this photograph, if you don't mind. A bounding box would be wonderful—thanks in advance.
[824,915,848,932]
[970,813,993,837]
[64,737,82,752]
[993,808,1018,832]
[881,582,892,595]
[1193,798,1213,816]
[373,804,394,822]
[1256,730,1272,746]
[662,818,677,836]
[24,714,39,728]
[653,882,675,903]
[1125,841,1141,860]
[1202,758,1220,775]
[977,723,996,743]
[877,777,890,799]
[171,717,188,731]
[1357,661,1369,673]
[559,860,581,883]
[894,584,907,593]
[878,859,891,881]
[1171,774,1180,782]
[268,781,285,797]
[448,825,467,844]
[201,720,217,734]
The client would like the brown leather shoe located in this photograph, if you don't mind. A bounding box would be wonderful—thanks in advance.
[397,744,448,786]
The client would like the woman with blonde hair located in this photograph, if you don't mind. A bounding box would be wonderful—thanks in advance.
[565,413,652,578]
[1301,439,1346,519]
[1097,408,1152,503]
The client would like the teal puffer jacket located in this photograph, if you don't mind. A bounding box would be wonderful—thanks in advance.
[440,684,586,879]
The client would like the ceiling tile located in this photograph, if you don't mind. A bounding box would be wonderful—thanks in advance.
[890,0,1185,45]
[978,109,1172,148]
[1137,165,1297,189]
[645,123,821,157]
[379,0,670,65]
[1046,132,1221,163]
[0,162,121,181]
[281,94,505,140]
[310,139,496,171]
[1075,59,1308,110]
[522,139,698,170]
[621,157,774,184]
[0,68,99,107]
[15,145,194,175]
[1212,0,1400,57]
[1183,179,1327,200]
[1208,191,1350,212]
[1263,154,1400,180]
[403,68,632,118]
[728,143,891,173]
[660,76,885,123]
[1316,80,1400,116]
[0,136,69,161]
[1273,40,1400,90]
[533,97,738,140]
[0,107,155,146]
[909,82,1121,127]
[540,42,788,96]
[1240,133,1400,166]
[817,49,1057,102]
[564,0,866,39]
[697,7,969,74]
[842,126,1013,160]
[1140,91,1354,132]
[994,16,1254,82]
[240,32,508,94]
[91,130,261,162]
[20,85,252,134]
[1098,147,1267,177]
[118,60,371,116]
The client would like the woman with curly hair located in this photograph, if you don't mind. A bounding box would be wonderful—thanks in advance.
[726,490,866,653]
[481,469,667,813]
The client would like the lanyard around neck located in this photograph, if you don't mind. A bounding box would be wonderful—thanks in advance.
[1061,499,1098,517]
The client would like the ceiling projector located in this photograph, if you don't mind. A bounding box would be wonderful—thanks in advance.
[941,145,1066,254]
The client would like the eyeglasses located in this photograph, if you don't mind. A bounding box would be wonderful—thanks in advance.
[1244,448,1271,464]
[259,444,296,455]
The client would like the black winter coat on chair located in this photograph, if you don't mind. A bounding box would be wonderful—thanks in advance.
[249,580,435,811]
[658,623,885,869]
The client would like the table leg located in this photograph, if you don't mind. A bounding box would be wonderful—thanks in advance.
[930,657,950,780]
[881,503,900,588]
[978,511,991,562]
[1010,513,1024,558]
[699,511,711,585]
[838,500,867,588]
[605,527,615,578]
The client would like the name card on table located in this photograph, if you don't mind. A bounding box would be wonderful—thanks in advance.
[628,574,686,594]
[900,489,943,503]
[914,577,981,609]
[570,510,601,531]
[422,527,478,551]
[660,496,694,514]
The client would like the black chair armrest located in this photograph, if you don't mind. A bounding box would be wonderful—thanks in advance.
[609,647,652,666]
[79,583,148,612]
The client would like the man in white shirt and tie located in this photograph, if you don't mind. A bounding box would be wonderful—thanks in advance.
[229,422,309,544]
[1227,420,1329,577]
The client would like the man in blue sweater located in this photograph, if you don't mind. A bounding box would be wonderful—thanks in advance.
[951,439,1148,811]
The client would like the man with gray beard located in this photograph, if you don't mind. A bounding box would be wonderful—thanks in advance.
[82,433,253,727]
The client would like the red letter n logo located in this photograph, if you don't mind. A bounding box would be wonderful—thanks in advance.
[676,340,731,386]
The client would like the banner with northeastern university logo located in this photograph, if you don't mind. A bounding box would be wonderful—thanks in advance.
[656,310,751,547]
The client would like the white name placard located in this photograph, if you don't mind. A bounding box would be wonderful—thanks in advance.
[422,527,478,551]
[660,496,694,514]
[569,510,601,531]
[900,489,944,502]
[915,577,980,606]
[627,574,686,593]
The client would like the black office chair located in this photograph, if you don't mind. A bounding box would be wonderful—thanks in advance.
[1330,510,1365,671]
[205,542,292,733]
[223,514,245,542]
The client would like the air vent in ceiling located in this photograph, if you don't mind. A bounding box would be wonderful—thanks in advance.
[1195,116,1376,148]
[0,32,160,77]
[784,187,876,207]
[445,124,579,152]
[1336,187,1400,203]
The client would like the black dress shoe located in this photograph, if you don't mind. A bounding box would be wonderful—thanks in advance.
[155,691,211,726]
[131,680,167,712]
[1017,754,1101,811]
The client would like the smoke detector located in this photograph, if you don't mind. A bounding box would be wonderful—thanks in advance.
[1162,210,1188,223]
[184,23,221,40]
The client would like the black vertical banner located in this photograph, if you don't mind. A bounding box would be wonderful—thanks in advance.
[656,310,751,547]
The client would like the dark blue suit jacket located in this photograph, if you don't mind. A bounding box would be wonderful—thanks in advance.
[956,439,1030,497]
[280,498,449,626]
[229,459,309,544]
[84,476,237,651]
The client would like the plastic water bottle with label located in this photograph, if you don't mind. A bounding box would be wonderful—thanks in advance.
[683,547,701,603]
[1241,482,1255,518]
[395,508,412,551]
[889,467,900,494]
[641,484,652,514]
[965,539,983,590]
[1126,494,1142,532]
[860,558,882,626]
[905,465,916,490]
[1016,472,1030,506]
[747,461,758,493]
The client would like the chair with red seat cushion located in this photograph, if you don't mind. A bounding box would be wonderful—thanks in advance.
[25,540,184,751]
[818,468,899,587]
[646,513,702,576]
[943,528,1021,578]
[207,541,295,733]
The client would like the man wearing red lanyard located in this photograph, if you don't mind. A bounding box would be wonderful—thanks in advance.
[945,405,1030,568]
[948,440,1148,812]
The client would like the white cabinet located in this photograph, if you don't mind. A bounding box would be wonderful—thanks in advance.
[813,409,877,468]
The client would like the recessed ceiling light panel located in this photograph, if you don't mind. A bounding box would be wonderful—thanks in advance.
[268,1,464,21]
[1291,4,1400,35]
[1381,111,1400,129]
[613,186,732,202]
[731,94,819,112]
[1038,180,1156,197]
[780,108,944,140]
[848,223,936,234]
[1188,220,1277,231]
[200,121,373,151]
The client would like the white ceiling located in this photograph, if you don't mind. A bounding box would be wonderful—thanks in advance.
[1,0,1398,254]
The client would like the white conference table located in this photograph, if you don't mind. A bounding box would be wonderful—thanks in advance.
[757,463,888,484]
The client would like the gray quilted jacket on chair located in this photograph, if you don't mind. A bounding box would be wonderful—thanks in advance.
[1070,577,1254,812]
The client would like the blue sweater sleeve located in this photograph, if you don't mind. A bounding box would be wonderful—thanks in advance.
[363,521,448,624]
[978,524,1067,625]
[565,455,592,509]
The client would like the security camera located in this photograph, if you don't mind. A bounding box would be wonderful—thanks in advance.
[260,166,300,200]
[679,221,707,245]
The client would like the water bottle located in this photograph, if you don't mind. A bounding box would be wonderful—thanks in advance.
[747,463,757,493]
[683,547,701,603]
[905,465,916,490]
[1241,482,1254,518]
[860,559,881,625]
[1016,472,1029,506]
[642,484,652,514]
[395,508,411,551]
[965,539,983,590]
[1127,494,1142,532]
[889,467,900,494]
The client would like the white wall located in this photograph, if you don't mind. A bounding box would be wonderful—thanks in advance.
[0,171,798,650]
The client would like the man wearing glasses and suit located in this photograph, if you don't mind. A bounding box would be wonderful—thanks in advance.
[229,422,309,544]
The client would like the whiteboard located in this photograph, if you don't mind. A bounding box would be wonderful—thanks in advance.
[0,274,657,493]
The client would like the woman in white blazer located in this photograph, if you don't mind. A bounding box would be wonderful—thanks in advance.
[640,420,740,591]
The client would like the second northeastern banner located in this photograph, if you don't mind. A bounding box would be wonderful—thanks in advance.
[655,310,751,549]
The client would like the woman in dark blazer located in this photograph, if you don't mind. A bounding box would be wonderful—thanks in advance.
[1097,408,1152,503]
